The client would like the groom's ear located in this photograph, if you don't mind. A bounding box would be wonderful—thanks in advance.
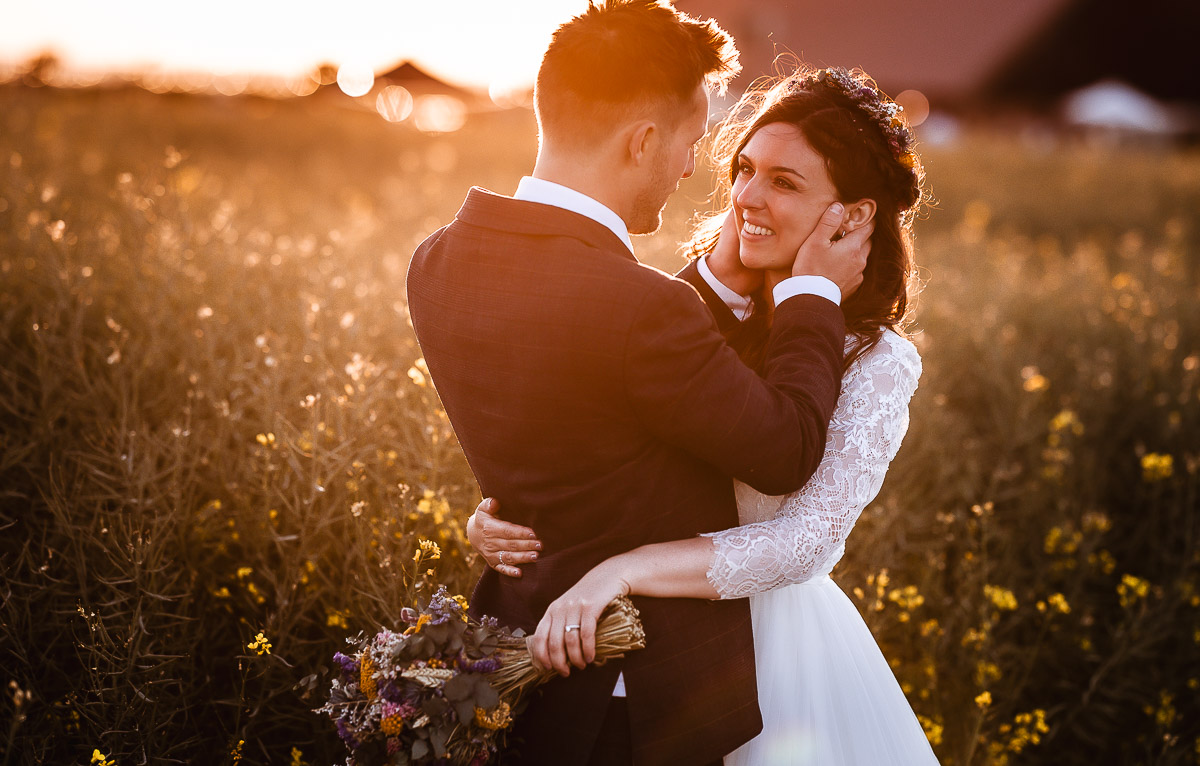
[624,120,657,167]
[842,199,877,234]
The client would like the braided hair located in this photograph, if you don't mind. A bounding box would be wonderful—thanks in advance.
[685,67,927,371]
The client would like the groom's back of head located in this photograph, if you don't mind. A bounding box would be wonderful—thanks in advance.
[536,0,740,147]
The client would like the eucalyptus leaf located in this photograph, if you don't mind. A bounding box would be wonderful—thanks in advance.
[411,738,429,760]
[430,724,449,757]
[443,672,475,701]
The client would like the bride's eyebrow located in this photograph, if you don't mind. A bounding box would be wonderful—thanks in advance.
[768,165,805,180]
[738,153,805,180]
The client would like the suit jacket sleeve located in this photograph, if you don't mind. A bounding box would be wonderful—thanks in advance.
[675,260,741,335]
[623,277,845,496]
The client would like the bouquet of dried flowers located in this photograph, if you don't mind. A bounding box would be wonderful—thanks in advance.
[316,587,645,765]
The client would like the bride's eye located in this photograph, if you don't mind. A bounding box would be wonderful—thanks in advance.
[774,177,796,191]
[737,161,753,176]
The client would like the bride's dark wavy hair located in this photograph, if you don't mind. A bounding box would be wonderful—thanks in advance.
[685,66,928,371]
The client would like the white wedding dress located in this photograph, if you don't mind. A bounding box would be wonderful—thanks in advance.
[705,330,939,766]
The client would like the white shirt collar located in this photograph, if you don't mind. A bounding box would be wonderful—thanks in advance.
[513,176,634,255]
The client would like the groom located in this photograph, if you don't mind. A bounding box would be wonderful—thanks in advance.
[406,1,867,763]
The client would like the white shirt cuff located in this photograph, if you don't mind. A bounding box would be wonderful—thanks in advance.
[773,275,841,307]
[695,256,754,321]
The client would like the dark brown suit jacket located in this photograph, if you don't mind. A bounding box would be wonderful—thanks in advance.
[406,188,845,765]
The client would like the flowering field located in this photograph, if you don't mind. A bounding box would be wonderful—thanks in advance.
[1,83,1197,765]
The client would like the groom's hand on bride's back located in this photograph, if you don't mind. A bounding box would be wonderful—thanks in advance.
[792,201,872,301]
[466,498,542,578]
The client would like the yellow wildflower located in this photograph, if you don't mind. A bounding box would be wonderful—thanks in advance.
[975,661,1002,685]
[917,714,944,746]
[453,594,470,612]
[289,747,307,766]
[1118,574,1150,608]
[91,750,116,766]
[1022,367,1049,392]
[326,609,349,629]
[1141,453,1173,481]
[414,538,441,562]
[1047,593,1071,614]
[236,567,253,579]
[1049,409,1084,435]
[247,631,272,655]
[975,691,992,708]
[984,584,1018,611]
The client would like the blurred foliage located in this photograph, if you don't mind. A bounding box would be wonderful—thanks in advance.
[0,84,1198,764]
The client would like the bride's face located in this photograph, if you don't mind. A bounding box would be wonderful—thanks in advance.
[732,122,840,272]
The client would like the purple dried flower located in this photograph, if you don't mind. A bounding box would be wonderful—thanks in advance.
[464,657,502,673]
[335,718,361,749]
[333,652,359,681]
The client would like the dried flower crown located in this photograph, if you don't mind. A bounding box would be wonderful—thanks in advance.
[798,67,916,168]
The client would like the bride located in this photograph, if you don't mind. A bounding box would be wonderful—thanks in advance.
[469,66,938,765]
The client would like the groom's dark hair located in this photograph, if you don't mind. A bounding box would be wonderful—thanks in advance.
[536,0,740,146]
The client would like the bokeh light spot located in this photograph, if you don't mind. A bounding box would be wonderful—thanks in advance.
[896,89,930,127]
[376,85,414,123]
[412,95,467,134]
[337,63,374,98]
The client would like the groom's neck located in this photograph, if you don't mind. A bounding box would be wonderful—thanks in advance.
[531,152,630,223]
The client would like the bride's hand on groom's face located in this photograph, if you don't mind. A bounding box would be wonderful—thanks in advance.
[465,498,541,578]
[708,210,764,296]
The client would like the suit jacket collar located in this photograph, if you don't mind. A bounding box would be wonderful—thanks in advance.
[455,187,637,262]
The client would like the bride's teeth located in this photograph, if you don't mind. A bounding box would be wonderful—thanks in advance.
[742,222,775,236]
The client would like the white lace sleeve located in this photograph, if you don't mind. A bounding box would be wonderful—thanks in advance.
[704,332,922,599]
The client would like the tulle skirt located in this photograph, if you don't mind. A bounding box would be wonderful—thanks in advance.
[725,575,940,766]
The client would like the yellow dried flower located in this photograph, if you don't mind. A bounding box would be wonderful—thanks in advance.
[91,750,116,766]
[474,701,513,731]
[360,655,377,700]
[975,691,993,708]
[381,711,405,736]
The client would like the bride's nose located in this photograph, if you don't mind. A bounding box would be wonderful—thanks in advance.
[734,174,765,211]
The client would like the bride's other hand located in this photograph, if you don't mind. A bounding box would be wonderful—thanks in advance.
[465,498,541,578]
[707,209,764,296]
[527,561,631,676]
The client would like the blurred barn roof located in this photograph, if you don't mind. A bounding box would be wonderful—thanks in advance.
[676,0,1200,109]
[375,62,474,99]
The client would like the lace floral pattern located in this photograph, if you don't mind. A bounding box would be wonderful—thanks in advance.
[705,330,922,599]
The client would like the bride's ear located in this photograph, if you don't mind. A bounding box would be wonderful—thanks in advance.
[841,199,876,234]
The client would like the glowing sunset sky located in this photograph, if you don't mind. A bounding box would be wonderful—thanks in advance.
[0,0,591,88]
